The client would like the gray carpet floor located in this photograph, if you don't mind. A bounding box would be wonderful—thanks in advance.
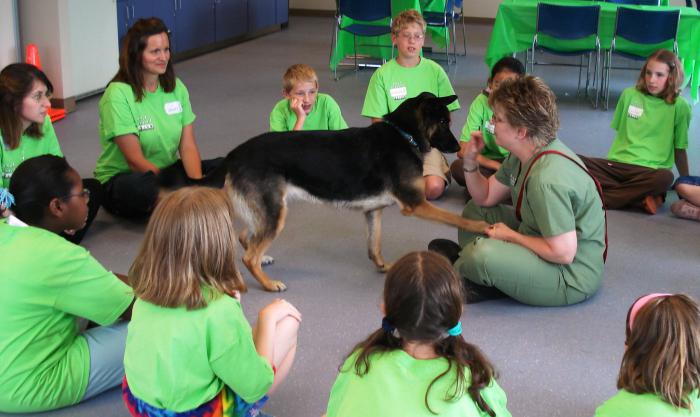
[4,15,699,417]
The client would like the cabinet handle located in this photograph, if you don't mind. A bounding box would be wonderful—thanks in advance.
[131,5,135,17]
[125,3,130,19]
[173,0,177,11]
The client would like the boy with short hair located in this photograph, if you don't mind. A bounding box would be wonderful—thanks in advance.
[270,64,348,132]
[362,9,460,200]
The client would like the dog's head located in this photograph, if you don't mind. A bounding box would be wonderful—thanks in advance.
[386,92,460,154]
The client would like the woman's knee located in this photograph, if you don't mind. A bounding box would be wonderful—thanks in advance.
[424,176,446,200]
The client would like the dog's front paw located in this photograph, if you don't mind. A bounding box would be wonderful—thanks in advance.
[264,280,287,292]
[261,255,275,267]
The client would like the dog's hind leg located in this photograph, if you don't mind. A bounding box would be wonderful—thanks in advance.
[365,209,391,272]
[239,229,274,266]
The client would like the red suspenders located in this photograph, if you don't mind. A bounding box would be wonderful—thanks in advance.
[515,150,608,262]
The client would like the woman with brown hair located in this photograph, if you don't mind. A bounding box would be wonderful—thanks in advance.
[431,75,606,306]
[94,17,219,218]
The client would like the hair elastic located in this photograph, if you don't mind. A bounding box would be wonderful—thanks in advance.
[447,322,462,337]
[382,317,396,333]
[628,293,672,332]
[0,188,15,209]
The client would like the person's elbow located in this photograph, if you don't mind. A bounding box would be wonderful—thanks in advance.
[552,248,576,265]
[547,232,578,265]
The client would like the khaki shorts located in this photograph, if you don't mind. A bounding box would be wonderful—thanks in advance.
[423,148,451,184]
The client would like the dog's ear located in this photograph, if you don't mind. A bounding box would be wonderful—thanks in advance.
[435,95,458,106]
[416,91,437,101]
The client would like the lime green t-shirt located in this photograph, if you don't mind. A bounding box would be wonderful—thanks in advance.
[124,292,274,412]
[1,116,62,188]
[494,139,606,296]
[94,78,197,183]
[608,87,691,170]
[460,92,508,160]
[269,93,348,132]
[0,221,133,413]
[361,58,460,118]
[326,349,511,417]
[595,390,700,417]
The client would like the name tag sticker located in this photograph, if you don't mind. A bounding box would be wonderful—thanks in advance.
[484,121,495,135]
[390,86,407,100]
[138,123,154,131]
[627,105,643,119]
[164,101,183,115]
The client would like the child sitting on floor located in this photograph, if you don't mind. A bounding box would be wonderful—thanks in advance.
[326,251,511,417]
[122,187,301,417]
[671,176,700,221]
[595,293,700,417]
[269,63,348,132]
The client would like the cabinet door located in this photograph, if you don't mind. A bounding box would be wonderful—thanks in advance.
[276,0,288,26]
[174,0,216,52]
[131,0,155,21]
[117,0,130,43]
[248,0,276,32]
[215,0,247,41]
[152,0,176,46]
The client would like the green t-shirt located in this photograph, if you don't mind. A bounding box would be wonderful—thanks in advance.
[595,390,700,417]
[494,139,606,295]
[124,292,274,412]
[460,92,508,160]
[0,220,133,413]
[1,116,62,188]
[326,349,511,417]
[94,79,197,183]
[361,58,460,118]
[608,87,691,170]
[269,93,348,132]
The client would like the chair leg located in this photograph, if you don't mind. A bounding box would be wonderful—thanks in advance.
[594,48,600,109]
[331,21,339,81]
[353,35,358,73]
[461,16,467,56]
[451,20,457,63]
[604,50,612,111]
[444,26,450,65]
[577,55,583,96]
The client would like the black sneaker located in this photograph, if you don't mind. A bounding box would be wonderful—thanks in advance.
[463,280,508,304]
[428,238,461,264]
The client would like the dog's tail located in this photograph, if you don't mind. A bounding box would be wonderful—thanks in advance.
[158,157,229,189]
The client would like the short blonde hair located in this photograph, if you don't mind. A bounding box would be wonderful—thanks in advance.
[489,75,559,148]
[391,9,426,35]
[283,63,318,93]
[129,187,245,310]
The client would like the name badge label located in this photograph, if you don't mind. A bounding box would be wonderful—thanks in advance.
[484,121,495,135]
[390,86,407,100]
[164,101,183,115]
[627,105,643,119]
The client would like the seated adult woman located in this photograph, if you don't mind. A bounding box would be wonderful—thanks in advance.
[431,76,606,307]
[0,155,133,413]
[94,17,218,218]
[0,63,102,243]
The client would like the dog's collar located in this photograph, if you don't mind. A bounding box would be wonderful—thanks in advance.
[382,120,419,149]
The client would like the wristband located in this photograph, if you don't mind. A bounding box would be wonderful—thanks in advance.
[463,164,479,173]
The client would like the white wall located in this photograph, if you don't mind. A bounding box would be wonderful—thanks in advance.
[19,0,118,101]
[0,0,20,68]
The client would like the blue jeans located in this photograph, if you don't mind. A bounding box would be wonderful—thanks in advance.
[82,321,129,401]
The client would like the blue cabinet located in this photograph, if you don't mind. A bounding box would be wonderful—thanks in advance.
[116,0,289,55]
[215,0,248,40]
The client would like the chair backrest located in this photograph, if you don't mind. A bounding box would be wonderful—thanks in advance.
[536,3,601,40]
[338,0,391,22]
[606,0,660,5]
[614,7,680,45]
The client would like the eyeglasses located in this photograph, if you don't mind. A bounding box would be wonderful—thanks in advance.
[63,188,90,202]
[398,32,425,41]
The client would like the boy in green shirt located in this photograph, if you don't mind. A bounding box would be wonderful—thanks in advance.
[269,64,348,132]
[361,9,460,200]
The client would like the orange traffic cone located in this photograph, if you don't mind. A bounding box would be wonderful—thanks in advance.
[25,43,66,123]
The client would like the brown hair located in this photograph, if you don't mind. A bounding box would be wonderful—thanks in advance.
[112,17,175,102]
[282,64,318,93]
[346,251,497,416]
[129,187,245,309]
[635,49,683,104]
[0,63,53,149]
[391,9,426,35]
[618,294,700,409]
[489,75,559,148]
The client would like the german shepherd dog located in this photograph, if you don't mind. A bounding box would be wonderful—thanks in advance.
[166,92,488,291]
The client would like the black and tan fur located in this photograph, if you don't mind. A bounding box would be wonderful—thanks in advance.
[165,92,488,291]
